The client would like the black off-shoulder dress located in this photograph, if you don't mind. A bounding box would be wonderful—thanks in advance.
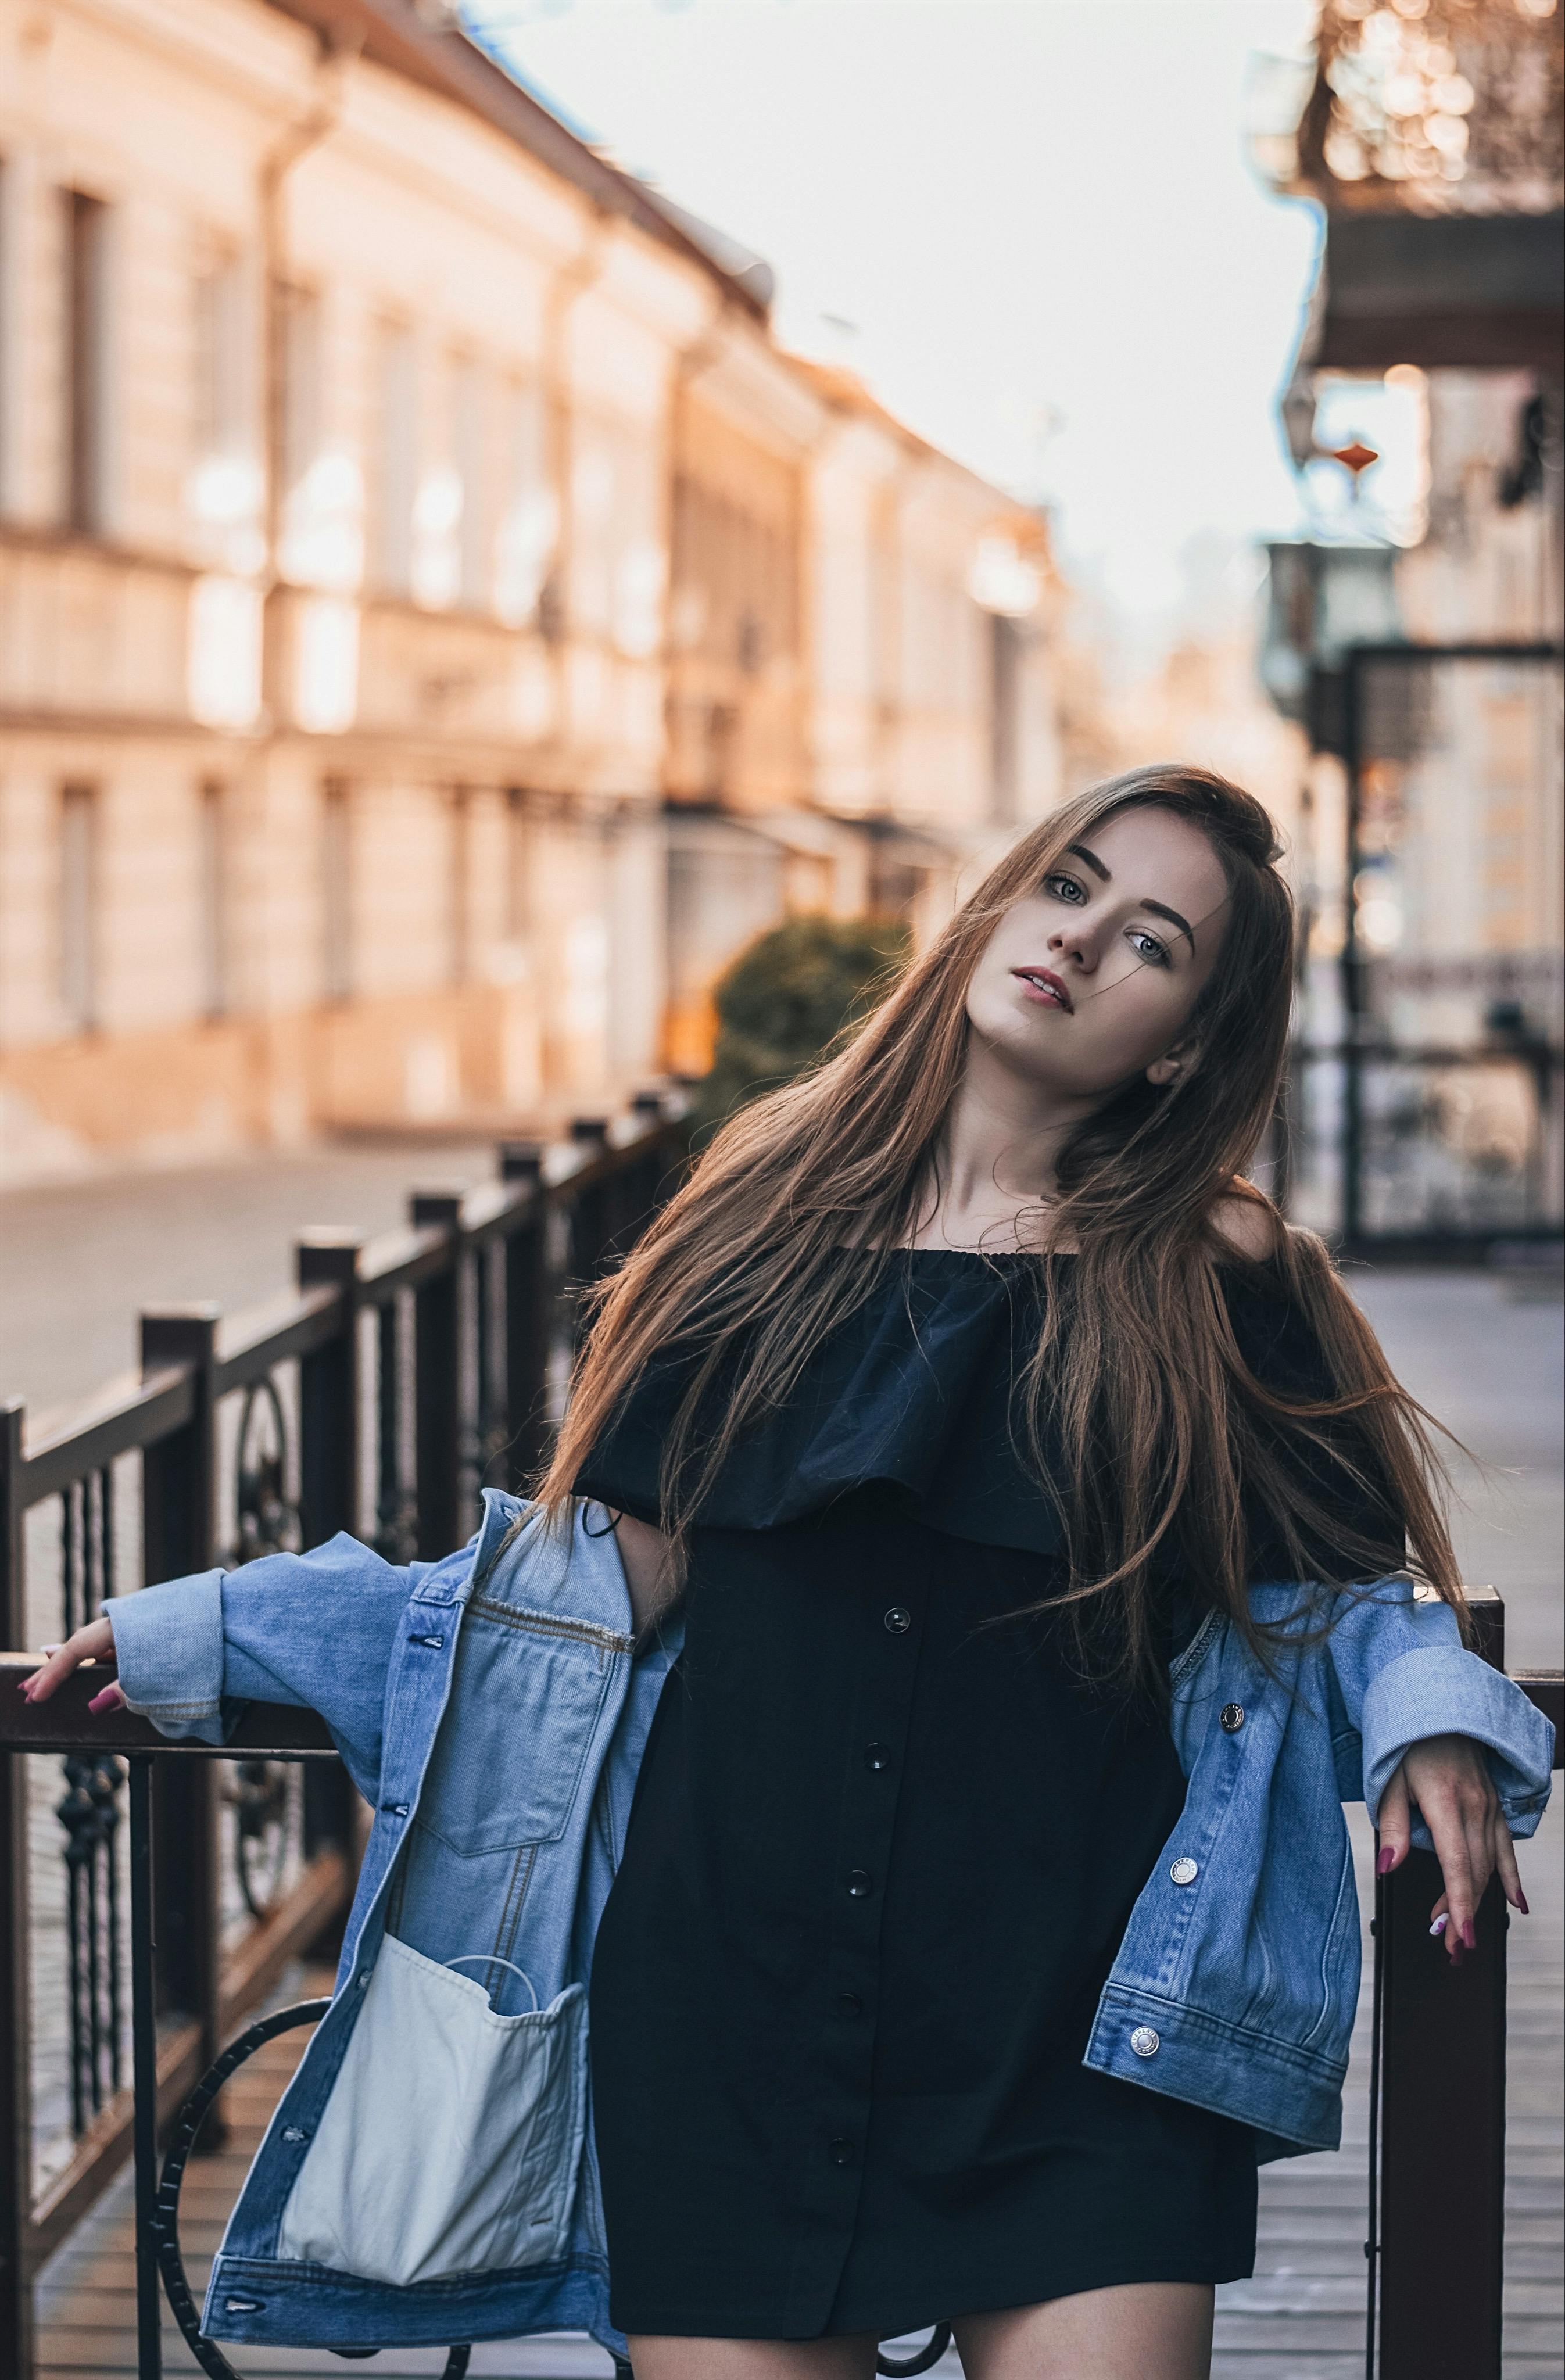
[575,1252,1395,2342]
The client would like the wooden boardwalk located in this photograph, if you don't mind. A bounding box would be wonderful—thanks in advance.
[33,1800,1563,2380]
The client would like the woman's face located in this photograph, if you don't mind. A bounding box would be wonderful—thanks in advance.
[964,805,1232,1102]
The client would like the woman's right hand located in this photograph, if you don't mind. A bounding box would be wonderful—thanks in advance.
[17,1618,124,1712]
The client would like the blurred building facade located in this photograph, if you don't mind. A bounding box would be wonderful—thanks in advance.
[1256,0,1564,1248]
[0,0,1062,1182]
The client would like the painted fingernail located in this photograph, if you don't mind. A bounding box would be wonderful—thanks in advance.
[1516,1890,1530,1916]
[1377,1848,1397,1874]
[1429,1914,1449,1937]
[87,1686,119,1714]
[1462,1920,1477,1951]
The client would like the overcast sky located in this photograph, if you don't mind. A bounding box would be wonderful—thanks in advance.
[467,0,1323,625]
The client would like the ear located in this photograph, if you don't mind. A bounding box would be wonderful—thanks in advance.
[1146,1040,1197,1089]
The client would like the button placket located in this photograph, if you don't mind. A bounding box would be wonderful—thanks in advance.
[818,1562,929,2167]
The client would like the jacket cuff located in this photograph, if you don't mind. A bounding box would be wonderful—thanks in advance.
[1362,1641,1555,1841]
[108,1571,232,1745]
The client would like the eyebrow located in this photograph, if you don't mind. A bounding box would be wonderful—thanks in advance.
[1063,843,1195,951]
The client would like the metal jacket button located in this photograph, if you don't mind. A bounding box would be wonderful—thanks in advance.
[864,1742,891,1771]
[381,1802,410,1818]
[845,1869,873,1898]
[408,1632,445,1650]
[836,1991,863,2018]
[1169,1857,1199,1886]
[1130,2026,1161,2058]
[883,1606,912,1634]
[828,2137,856,2166]
[1220,1702,1245,1732]
[281,2126,309,2144]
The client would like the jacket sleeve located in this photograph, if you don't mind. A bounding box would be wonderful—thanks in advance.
[1327,1578,1555,1844]
[108,1533,454,1804]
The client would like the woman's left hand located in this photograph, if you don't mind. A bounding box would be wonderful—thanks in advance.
[1377,1732,1528,1964]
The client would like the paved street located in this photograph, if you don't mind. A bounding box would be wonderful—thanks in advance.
[8,1154,1562,2376]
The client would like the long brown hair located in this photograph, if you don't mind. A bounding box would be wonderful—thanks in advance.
[540,765,1465,1685]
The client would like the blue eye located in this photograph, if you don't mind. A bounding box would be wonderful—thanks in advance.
[1043,872,1087,905]
[1128,929,1171,968]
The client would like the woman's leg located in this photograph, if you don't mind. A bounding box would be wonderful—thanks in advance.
[627,2335,880,2379]
[954,2282,1215,2380]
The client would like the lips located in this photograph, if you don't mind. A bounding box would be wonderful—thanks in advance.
[1011,967,1074,1013]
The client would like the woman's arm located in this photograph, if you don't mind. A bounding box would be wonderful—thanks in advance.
[1327,1581,1553,1963]
[17,1533,425,1801]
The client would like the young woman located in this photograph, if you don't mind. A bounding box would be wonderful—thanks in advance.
[26,766,1547,2380]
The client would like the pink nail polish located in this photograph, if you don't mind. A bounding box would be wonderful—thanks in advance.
[1376,1847,1396,1875]
[1516,1890,1531,1916]
[87,1686,117,1714]
[1462,1919,1477,1951]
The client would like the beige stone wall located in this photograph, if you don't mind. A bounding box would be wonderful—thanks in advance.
[0,0,1065,1182]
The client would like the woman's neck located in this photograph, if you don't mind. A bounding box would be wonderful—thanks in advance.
[906,1038,1098,1252]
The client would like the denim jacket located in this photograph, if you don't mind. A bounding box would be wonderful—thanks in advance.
[107,1490,1554,2360]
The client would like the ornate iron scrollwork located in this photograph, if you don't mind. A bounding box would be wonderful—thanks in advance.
[225,1379,304,1920]
[55,1468,126,2134]
[231,1377,302,1567]
[56,1748,126,2132]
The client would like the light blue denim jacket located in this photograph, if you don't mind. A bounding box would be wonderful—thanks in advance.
[108,1489,1554,2360]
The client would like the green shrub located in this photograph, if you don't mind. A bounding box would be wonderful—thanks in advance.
[696,913,911,1131]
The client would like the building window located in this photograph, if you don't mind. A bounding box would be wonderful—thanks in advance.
[321,777,352,1002]
[504,785,531,942]
[193,248,248,469]
[373,322,416,596]
[199,780,231,1019]
[59,783,98,1031]
[496,377,556,628]
[280,283,322,499]
[454,357,488,612]
[63,191,110,534]
[449,784,471,987]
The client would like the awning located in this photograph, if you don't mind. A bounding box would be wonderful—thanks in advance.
[1312,210,1564,374]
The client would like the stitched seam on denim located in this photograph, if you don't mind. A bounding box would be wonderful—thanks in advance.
[1169,1607,1222,1690]
[1094,1983,1348,2080]
[465,1595,632,1655]
[1301,1840,1356,2052]
[493,1843,536,1973]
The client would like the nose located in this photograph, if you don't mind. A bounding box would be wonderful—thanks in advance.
[1048,919,1097,974]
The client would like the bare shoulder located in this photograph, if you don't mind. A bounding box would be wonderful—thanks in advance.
[1209,1189,1285,1262]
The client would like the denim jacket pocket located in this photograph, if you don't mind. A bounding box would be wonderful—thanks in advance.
[275,1934,589,2285]
[413,1598,628,1856]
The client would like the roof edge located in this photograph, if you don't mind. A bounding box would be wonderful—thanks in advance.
[263,0,769,318]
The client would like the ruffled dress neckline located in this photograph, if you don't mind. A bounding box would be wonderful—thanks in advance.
[577,1248,1071,1556]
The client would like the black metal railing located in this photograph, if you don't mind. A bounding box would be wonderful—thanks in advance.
[0,1099,1560,2379]
[0,1095,690,2378]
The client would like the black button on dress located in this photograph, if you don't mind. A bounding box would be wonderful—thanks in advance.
[577,1252,1392,2342]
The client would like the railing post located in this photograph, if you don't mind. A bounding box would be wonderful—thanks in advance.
[0,1399,35,2380]
[1378,1589,1506,2380]
[139,1310,224,2124]
[499,1144,549,1492]
[295,1233,362,1549]
[295,1235,363,1866]
[410,1194,464,1561]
